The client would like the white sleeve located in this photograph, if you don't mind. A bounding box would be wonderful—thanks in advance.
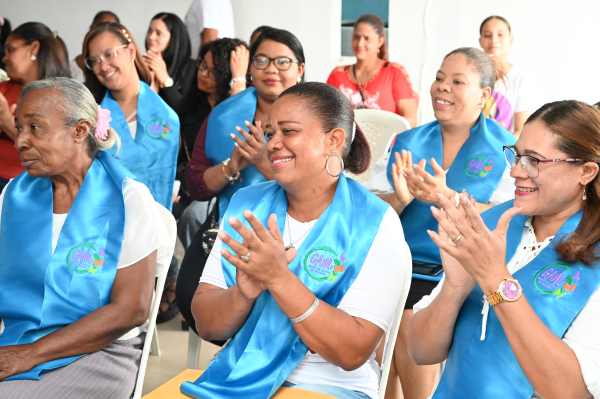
[362,151,395,195]
[513,67,540,114]
[487,166,515,206]
[561,285,600,398]
[118,178,174,277]
[199,217,228,289]
[336,207,408,332]
[199,0,221,31]
[413,276,445,313]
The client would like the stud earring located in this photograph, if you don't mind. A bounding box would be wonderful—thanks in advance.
[30,55,37,61]
[583,184,587,200]
[297,77,301,84]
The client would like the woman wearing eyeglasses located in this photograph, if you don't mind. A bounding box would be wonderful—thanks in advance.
[409,100,600,399]
[364,47,516,399]
[178,27,305,336]
[82,22,179,211]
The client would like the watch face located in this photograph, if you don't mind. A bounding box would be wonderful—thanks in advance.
[501,280,521,300]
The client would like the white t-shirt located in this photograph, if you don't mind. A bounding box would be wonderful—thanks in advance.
[414,217,600,399]
[484,64,540,134]
[0,177,174,340]
[201,207,408,399]
[185,0,235,59]
[362,151,516,206]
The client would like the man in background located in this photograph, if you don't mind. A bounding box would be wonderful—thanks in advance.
[185,0,235,58]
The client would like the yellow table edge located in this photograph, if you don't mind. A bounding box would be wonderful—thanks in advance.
[142,369,336,399]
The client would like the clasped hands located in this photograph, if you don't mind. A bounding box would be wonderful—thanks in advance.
[225,121,268,175]
[219,210,296,300]
[427,191,521,294]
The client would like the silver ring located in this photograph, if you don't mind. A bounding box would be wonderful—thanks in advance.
[240,250,251,263]
[452,233,463,243]
[415,189,423,197]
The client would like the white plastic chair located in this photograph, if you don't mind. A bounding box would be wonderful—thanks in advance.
[132,204,177,399]
[349,109,412,183]
[378,241,413,399]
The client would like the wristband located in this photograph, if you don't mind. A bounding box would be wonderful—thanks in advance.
[222,158,241,184]
[290,297,320,324]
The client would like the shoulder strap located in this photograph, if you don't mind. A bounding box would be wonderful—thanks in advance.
[384,61,390,67]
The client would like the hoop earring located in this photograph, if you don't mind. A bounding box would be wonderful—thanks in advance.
[583,184,587,200]
[326,149,344,178]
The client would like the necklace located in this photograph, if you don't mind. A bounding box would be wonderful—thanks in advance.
[285,198,334,251]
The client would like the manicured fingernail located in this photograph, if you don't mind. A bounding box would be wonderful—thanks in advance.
[437,193,447,204]
[230,133,236,138]
[234,143,238,147]
[228,217,236,225]
[218,231,226,239]
[430,206,439,216]
[245,120,250,125]
[460,194,468,203]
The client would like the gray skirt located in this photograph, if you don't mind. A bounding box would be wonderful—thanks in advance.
[0,332,145,399]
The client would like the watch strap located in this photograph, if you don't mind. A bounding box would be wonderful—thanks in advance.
[486,292,503,306]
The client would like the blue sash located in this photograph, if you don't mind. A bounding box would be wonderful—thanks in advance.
[205,87,268,222]
[101,81,179,210]
[387,113,515,281]
[433,200,600,398]
[0,152,132,380]
[180,174,389,399]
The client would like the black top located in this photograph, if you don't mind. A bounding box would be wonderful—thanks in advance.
[159,58,196,111]
[176,89,212,168]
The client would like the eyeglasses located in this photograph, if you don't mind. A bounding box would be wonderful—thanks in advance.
[252,55,299,71]
[85,45,128,70]
[196,57,216,80]
[503,146,582,179]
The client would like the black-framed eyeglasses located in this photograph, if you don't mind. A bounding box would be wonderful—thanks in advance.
[252,55,299,71]
[503,145,583,179]
[196,57,216,80]
[85,45,128,70]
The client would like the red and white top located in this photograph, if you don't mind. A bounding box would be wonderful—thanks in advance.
[326,62,417,116]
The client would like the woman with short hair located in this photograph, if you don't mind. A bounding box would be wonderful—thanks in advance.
[185,81,407,399]
[0,22,69,190]
[364,47,516,399]
[479,15,540,137]
[327,14,418,127]
[83,22,179,211]
[0,77,174,398]
[410,100,600,398]
[144,12,196,109]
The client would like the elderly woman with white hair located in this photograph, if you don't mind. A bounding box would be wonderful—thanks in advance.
[0,77,174,398]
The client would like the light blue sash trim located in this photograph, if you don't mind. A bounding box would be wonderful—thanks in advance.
[180,174,389,399]
[205,87,267,221]
[433,201,600,398]
[0,152,132,380]
[101,81,179,210]
[387,114,515,281]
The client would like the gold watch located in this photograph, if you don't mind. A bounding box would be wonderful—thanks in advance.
[160,77,174,88]
[486,278,522,306]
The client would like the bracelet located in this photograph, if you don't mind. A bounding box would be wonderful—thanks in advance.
[229,77,247,88]
[222,158,241,184]
[290,297,320,324]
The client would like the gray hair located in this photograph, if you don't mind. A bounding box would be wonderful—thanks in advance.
[20,77,120,157]
[444,47,506,91]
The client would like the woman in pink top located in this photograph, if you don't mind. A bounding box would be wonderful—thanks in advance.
[326,14,418,127]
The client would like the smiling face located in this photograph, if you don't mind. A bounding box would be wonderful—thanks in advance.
[14,88,88,178]
[197,50,217,94]
[250,39,304,102]
[351,23,384,61]
[430,53,490,128]
[479,18,513,59]
[2,36,38,83]
[146,18,171,54]
[511,121,592,217]
[265,96,344,190]
[87,31,137,91]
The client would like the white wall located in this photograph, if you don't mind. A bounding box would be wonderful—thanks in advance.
[388,0,600,124]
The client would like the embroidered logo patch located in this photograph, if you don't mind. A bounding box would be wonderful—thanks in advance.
[66,244,105,275]
[533,264,580,298]
[146,119,171,139]
[464,155,493,177]
[303,247,346,282]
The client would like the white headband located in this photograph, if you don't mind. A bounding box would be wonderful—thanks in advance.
[351,122,356,143]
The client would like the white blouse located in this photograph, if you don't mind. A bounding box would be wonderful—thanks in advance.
[362,151,516,206]
[0,177,175,340]
[415,217,600,398]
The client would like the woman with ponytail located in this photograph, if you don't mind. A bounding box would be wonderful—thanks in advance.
[0,77,174,398]
[183,82,408,399]
[364,47,517,399]
[326,14,418,127]
[410,100,600,399]
[0,22,69,191]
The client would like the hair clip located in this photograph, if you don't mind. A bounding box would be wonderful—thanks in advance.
[121,29,132,42]
[95,104,112,141]
[52,31,58,38]
[0,17,5,27]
